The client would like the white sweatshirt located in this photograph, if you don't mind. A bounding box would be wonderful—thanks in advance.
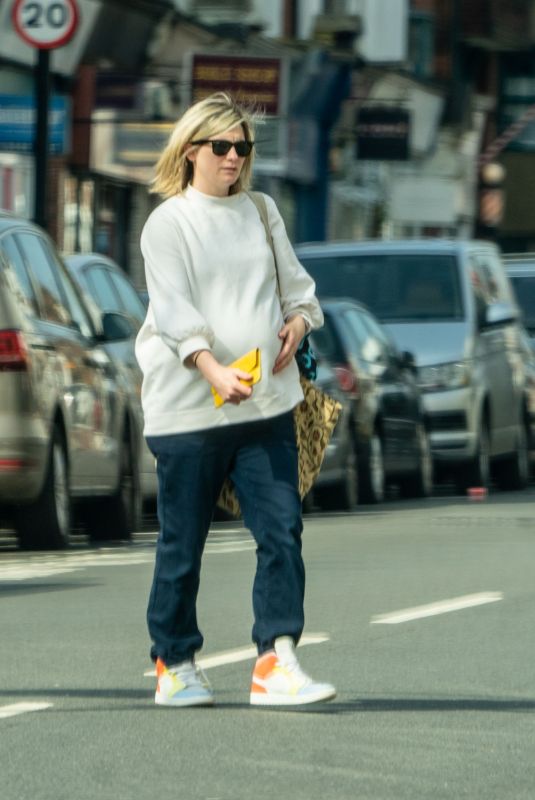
[135,185,324,435]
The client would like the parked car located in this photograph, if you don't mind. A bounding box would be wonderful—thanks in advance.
[297,239,534,492]
[503,254,535,347]
[309,299,432,505]
[303,355,358,511]
[63,253,156,503]
[0,214,143,549]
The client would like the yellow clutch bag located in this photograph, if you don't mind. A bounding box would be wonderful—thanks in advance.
[211,348,262,408]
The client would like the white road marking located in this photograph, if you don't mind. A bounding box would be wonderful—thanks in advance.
[0,702,52,719]
[143,632,330,676]
[370,591,504,625]
[0,535,253,582]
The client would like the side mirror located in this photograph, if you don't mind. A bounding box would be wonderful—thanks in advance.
[101,311,136,342]
[399,350,417,372]
[483,301,518,328]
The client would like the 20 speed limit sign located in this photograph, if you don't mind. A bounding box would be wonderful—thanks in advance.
[12,0,79,49]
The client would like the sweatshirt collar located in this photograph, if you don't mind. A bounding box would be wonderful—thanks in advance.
[184,184,245,207]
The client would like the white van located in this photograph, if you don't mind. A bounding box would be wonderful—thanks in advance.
[296,239,535,491]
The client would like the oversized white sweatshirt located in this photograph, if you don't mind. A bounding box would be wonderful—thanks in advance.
[135,185,324,435]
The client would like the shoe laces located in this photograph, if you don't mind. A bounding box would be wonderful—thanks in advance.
[168,660,210,688]
[277,655,312,686]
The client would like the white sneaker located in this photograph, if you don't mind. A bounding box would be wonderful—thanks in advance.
[250,636,336,706]
[155,657,214,707]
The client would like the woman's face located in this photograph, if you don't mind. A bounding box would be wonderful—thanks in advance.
[188,124,249,196]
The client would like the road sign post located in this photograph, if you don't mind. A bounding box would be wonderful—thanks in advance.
[11,0,79,230]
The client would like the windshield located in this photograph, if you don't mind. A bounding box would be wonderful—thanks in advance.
[300,253,464,322]
[510,275,535,332]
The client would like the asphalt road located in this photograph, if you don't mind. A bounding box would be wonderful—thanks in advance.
[1,488,535,800]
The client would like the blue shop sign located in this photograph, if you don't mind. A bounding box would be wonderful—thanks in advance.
[0,95,69,154]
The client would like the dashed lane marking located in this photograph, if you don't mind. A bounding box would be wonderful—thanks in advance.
[0,702,53,720]
[143,633,331,676]
[370,591,504,625]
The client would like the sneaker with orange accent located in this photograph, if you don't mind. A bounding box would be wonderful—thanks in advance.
[250,636,336,706]
[155,657,214,707]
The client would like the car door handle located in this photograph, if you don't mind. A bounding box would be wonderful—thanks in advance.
[30,342,56,352]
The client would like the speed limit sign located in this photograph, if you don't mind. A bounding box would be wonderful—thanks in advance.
[12,0,79,49]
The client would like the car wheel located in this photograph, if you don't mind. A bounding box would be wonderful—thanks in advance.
[457,423,491,491]
[398,424,434,498]
[16,427,71,550]
[314,443,358,511]
[84,431,142,542]
[494,421,530,490]
[359,432,385,504]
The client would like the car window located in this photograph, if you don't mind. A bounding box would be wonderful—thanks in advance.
[510,275,535,331]
[16,232,72,326]
[343,308,386,363]
[84,266,122,311]
[43,247,94,339]
[309,315,345,362]
[0,234,40,317]
[107,270,146,325]
[299,253,464,322]
[476,252,513,304]
[359,309,395,359]
[468,256,489,324]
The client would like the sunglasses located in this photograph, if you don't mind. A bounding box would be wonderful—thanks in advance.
[191,139,254,157]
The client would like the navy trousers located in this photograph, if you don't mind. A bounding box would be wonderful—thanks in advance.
[146,411,305,665]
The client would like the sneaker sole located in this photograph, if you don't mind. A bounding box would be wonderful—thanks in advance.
[250,688,336,706]
[155,693,214,708]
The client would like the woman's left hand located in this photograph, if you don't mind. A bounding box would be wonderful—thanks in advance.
[273,315,307,374]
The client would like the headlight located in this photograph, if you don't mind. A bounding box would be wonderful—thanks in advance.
[417,361,470,392]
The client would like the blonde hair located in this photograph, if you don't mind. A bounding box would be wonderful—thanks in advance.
[151,92,257,197]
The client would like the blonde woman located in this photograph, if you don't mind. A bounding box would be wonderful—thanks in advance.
[136,92,335,708]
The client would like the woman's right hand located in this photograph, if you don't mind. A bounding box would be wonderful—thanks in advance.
[194,351,253,405]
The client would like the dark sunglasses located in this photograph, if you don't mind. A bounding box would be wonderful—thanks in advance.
[191,139,254,157]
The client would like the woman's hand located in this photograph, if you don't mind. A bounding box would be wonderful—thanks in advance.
[273,315,307,375]
[194,351,253,405]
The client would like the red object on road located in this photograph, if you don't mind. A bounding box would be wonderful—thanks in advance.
[467,487,488,500]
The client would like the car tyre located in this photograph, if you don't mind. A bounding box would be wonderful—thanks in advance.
[314,442,358,511]
[398,424,434,498]
[457,422,491,492]
[16,427,71,550]
[84,432,141,542]
[494,421,530,490]
[359,432,385,504]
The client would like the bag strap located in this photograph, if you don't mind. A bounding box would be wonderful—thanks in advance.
[246,190,281,296]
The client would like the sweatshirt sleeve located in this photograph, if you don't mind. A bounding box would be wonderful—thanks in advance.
[263,194,324,331]
[140,208,215,363]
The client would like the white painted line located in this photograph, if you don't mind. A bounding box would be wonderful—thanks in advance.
[205,544,256,555]
[370,591,504,625]
[143,632,330,676]
[0,702,53,719]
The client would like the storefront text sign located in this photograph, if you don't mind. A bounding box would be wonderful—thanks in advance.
[191,55,281,115]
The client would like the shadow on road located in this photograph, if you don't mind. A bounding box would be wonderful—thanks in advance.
[1,690,534,714]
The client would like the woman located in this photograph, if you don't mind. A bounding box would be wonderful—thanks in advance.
[136,92,336,708]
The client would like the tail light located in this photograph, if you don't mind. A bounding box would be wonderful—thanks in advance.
[333,364,359,396]
[0,330,29,371]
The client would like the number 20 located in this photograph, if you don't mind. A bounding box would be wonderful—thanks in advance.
[23,2,68,28]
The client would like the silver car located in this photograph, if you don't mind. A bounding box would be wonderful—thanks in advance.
[296,239,533,492]
[504,255,535,348]
[0,214,143,548]
[64,253,157,504]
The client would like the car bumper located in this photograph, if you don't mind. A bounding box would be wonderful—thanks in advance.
[0,437,48,502]
[423,386,479,463]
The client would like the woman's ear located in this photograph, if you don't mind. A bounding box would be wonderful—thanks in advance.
[185,144,196,164]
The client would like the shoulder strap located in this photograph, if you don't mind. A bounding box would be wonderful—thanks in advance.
[246,191,280,296]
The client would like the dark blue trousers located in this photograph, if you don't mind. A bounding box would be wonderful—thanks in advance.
[146,411,304,665]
